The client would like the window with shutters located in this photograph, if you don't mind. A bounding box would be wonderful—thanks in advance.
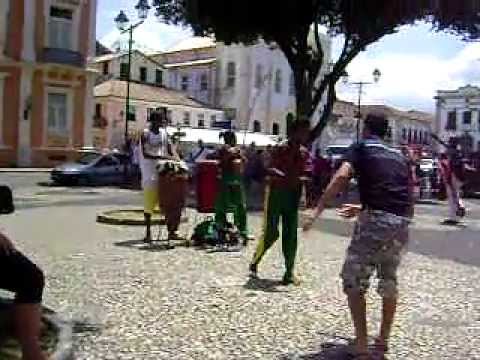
[289,73,295,96]
[226,62,236,88]
[102,62,109,75]
[183,112,191,126]
[140,67,147,82]
[210,115,217,127]
[49,7,73,50]
[127,105,136,121]
[198,113,205,128]
[200,73,208,91]
[120,63,129,81]
[181,76,189,91]
[272,123,280,135]
[274,69,282,94]
[255,64,263,89]
[156,70,163,86]
[47,93,68,135]
[446,111,457,130]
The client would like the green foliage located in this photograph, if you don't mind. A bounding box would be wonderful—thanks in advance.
[154,0,480,140]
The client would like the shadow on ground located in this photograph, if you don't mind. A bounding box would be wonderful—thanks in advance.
[113,238,183,252]
[280,338,388,360]
[243,277,289,293]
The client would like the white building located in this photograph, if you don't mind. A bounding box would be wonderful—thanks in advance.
[435,85,480,153]
[320,100,433,149]
[91,50,167,87]
[151,35,332,136]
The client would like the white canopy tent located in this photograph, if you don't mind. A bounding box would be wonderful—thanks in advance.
[166,127,280,147]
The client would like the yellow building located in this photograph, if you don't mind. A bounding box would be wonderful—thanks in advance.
[0,0,96,167]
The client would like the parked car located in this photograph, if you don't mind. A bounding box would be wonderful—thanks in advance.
[51,151,137,186]
[325,145,351,170]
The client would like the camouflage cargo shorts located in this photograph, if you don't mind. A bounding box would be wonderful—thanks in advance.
[341,209,410,298]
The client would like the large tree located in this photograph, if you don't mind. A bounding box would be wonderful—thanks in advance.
[154,0,480,140]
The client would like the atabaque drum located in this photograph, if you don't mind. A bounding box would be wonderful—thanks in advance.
[157,160,189,213]
[196,160,219,213]
[158,172,188,213]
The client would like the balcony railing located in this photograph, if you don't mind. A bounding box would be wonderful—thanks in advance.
[40,48,85,68]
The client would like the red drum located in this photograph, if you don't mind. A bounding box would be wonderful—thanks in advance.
[196,160,219,213]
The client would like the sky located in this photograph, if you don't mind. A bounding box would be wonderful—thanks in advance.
[97,1,480,113]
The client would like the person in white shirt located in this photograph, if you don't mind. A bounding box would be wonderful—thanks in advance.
[139,108,176,242]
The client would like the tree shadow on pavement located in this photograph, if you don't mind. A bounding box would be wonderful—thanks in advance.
[243,277,288,293]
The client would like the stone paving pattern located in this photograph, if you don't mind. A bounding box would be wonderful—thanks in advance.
[0,177,479,359]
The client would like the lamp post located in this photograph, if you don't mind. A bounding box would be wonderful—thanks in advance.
[342,68,381,142]
[114,0,152,180]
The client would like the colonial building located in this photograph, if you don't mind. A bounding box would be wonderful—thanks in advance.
[320,100,433,148]
[150,35,332,136]
[90,50,167,87]
[435,85,480,153]
[93,80,224,149]
[0,0,97,167]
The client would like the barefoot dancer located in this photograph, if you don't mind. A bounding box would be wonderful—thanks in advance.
[249,119,311,285]
[304,114,413,358]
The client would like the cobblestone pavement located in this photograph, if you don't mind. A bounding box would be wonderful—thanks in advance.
[0,180,479,359]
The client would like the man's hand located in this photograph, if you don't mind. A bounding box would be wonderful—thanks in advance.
[336,204,361,219]
[0,232,14,255]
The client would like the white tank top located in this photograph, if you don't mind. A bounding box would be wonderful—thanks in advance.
[143,128,168,158]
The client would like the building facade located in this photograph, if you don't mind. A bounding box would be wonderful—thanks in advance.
[435,85,480,153]
[0,0,97,167]
[93,80,224,149]
[151,35,332,136]
[91,50,167,87]
[320,100,433,148]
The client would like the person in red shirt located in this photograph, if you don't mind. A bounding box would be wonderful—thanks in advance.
[249,119,311,285]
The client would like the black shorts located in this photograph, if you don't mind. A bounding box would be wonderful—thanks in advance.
[0,250,44,304]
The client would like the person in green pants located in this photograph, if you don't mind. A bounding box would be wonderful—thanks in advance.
[250,119,311,285]
[209,131,249,239]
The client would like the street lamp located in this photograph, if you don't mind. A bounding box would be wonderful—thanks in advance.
[342,68,382,141]
[115,0,152,180]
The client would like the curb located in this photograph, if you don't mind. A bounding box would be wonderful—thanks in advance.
[0,168,52,173]
[97,209,188,226]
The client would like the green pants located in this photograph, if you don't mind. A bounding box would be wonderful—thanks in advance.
[215,173,248,235]
[251,186,301,278]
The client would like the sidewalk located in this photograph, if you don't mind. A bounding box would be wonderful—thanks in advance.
[1,201,478,359]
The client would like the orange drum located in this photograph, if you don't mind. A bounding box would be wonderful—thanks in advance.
[196,160,219,213]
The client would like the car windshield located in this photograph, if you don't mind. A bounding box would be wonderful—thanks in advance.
[327,147,349,156]
[76,153,101,165]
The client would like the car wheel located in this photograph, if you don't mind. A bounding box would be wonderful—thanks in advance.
[77,175,91,187]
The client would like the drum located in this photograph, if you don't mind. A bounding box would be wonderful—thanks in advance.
[196,160,219,213]
[158,172,188,213]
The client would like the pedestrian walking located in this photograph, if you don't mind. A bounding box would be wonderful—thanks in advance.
[439,151,466,224]
[249,119,311,285]
[304,114,414,358]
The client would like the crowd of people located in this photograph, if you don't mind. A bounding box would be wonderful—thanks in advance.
[1,106,475,359]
